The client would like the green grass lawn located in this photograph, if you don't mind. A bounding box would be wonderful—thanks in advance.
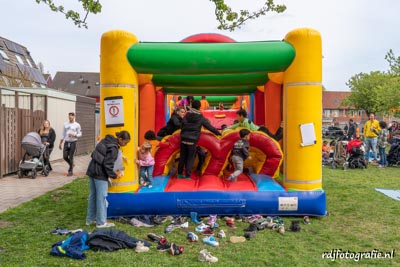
[0,166,399,266]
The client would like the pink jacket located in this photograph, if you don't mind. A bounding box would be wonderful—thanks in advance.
[136,147,155,167]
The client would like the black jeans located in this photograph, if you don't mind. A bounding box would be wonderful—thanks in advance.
[63,141,77,171]
[178,142,197,176]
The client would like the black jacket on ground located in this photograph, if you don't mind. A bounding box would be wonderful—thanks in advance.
[180,108,221,144]
[157,112,182,137]
[86,135,119,181]
[88,229,151,252]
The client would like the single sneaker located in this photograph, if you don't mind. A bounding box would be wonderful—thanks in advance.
[96,222,115,228]
[303,216,311,225]
[135,241,150,253]
[248,214,262,224]
[165,224,181,233]
[157,242,171,252]
[187,232,199,242]
[202,236,219,247]
[207,215,217,225]
[67,170,73,177]
[290,220,301,232]
[278,225,285,234]
[147,233,166,244]
[148,184,153,188]
[217,229,226,238]
[225,218,236,228]
[244,231,257,239]
[50,227,70,235]
[170,243,184,256]
[199,249,218,263]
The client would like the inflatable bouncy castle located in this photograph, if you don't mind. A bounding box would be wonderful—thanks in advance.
[100,28,326,217]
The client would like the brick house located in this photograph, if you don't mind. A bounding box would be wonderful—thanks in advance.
[322,91,367,128]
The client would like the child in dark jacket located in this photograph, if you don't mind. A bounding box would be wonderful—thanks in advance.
[228,129,252,182]
[178,100,221,179]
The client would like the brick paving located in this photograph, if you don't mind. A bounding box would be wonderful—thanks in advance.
[0,154,91,213]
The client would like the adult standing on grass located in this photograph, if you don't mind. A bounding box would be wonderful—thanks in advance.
[86,131,131,228]
[363,113,380,164]
[374,121,389,168]
[59,112,82,176]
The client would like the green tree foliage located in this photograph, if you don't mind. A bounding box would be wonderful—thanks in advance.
[35,0,102,28]
[344,71,391,115]
[385,49,400,76]
[345,50,400,116]
[35,0,286,31]
[211,0,287,31]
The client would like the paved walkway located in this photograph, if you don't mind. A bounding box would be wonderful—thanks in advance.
[0,154,91,213]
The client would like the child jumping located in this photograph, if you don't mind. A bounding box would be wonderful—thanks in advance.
[136,142,155,188]
[227,129,252,182]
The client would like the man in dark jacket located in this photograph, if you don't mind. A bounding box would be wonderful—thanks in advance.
[346,119,357,140]
[86,131,130,228]
[157,106,186,140]
[178,100,221,179]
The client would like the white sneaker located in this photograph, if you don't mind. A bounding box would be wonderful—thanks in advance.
[135,241,150,253]
[96,222,115,228]
[199,249,218,263]
[217,229,226,238]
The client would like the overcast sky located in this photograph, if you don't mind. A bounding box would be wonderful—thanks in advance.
[2,0,400,91]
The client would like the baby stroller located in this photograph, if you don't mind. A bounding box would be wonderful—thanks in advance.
[331,140,348,170]
[17,132,50,179]
[387,138,400,166]
[346,139,367,169]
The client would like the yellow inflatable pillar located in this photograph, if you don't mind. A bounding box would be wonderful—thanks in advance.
[100,30,139,192]
[283,28,322,190]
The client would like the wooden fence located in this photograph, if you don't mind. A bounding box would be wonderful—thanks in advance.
[0,88,46,177]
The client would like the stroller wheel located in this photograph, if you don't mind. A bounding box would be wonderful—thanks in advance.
[17,169,23,178]
[31,169,37,179]
[43,165,50,177]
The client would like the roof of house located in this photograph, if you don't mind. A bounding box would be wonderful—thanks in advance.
[0,36,46,87]
[322,91,351,109]
[52,71,100,97]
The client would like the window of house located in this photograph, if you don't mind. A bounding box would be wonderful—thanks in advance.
[332,110,339,117]
[324,109,331,117]
[70,80,75,85]
[15,54,24,64]
[0,49,10,61]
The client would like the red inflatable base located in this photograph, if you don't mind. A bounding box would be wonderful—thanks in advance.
[164,173,257,192]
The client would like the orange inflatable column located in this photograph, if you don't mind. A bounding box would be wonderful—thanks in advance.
[139,83,156,145]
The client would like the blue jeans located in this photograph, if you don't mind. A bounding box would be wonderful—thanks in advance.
[364,137,378,161]
[140,165,154,185]
[86,177,108,226]
[379,147,387,166]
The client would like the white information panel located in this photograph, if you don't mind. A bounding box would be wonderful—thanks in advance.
[104,96,124,127]
[278,197,298,211]
[300,122,316,146]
